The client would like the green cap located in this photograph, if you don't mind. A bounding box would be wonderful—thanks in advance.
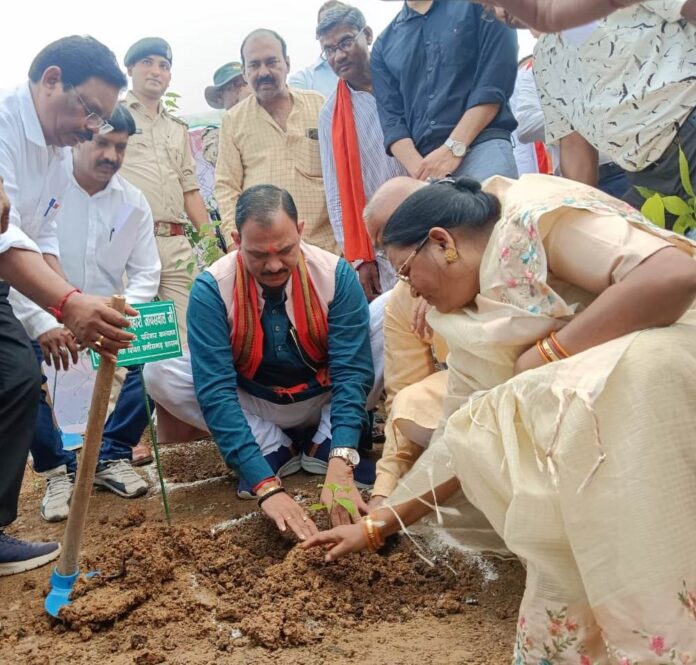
[124,37,173,68]
[204,62,244,109]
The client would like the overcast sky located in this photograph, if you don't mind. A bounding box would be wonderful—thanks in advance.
[0,0,535,117]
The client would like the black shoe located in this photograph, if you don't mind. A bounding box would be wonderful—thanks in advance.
[0,531,61,576]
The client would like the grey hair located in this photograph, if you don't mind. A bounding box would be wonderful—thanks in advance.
[316,5,367,39]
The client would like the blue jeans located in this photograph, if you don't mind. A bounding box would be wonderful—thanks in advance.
[30,341,152,473]
[452,138,519,181]
[598,162,631,199]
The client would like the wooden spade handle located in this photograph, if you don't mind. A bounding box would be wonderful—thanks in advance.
[57,295,126,576]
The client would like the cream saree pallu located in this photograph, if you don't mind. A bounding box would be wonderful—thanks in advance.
[387,175,696,664]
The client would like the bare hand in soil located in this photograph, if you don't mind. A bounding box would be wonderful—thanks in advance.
[322,459,368,527]
[301,523,369,561]
[260,491,319,541]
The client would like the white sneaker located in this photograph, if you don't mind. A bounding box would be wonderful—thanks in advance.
[94,459,148,498]
[40,465,74,522]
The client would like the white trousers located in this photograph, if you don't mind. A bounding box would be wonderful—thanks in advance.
[144,291,387,455]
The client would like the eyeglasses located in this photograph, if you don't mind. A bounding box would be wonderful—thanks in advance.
[396,235,430,285]
[320,27,365,61]
[70,88,113,135]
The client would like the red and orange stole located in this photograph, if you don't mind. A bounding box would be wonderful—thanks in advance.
[232,251,330,387]
[332,79,376,263]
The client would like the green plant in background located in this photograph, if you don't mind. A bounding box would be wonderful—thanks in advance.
[637,147,696,236]
[162,91,181,114]
[185,221,224,265]
[309,483,358,518]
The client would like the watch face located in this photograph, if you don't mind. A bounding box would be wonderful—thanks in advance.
[345,448,360,466]
[453,143,467,158]
[331,447,360,467]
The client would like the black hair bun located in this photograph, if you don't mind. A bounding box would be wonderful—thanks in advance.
[452,177,482,194]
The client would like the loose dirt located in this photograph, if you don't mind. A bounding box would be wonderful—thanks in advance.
[1,440,525,664]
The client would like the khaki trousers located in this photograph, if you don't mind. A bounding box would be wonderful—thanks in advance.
[155,235,197,346]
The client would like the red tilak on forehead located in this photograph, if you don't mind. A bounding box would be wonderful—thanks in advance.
[264,244,278,254]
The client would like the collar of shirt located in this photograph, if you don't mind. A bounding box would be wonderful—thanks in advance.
[395,1,433,25]
[18,81,66,161]
[124,90,166,118]
[64,152,124,199]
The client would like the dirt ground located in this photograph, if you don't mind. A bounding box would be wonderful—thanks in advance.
[0,439,525,665]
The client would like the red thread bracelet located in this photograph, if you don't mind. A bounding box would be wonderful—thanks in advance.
[252,476,278,494]
[47,288,81,323]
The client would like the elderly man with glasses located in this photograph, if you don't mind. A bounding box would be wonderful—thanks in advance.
[317,4,407,303]
[0,35,136,576]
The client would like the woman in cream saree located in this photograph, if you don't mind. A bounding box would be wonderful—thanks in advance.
[304,174,696,664]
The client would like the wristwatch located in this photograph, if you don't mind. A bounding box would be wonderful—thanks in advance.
[328,447,360,469]
[445,137,468,158]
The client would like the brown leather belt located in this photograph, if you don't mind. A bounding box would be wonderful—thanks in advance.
[154,221,187,237]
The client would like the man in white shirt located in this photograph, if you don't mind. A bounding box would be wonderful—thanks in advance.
[30,106,161,521]
[0,36,136,576]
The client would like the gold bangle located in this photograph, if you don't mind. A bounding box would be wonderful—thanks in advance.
[536,339,553,364]
[256,478,282,498]
[362,519,377,552]
[540,337,562,363]
[549,332,571,359]
[364,515,385,550]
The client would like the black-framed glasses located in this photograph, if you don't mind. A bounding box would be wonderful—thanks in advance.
[320,27,365,61]
[396,235,430,285]
[70,88,113,135]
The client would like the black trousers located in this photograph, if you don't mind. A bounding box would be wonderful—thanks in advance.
[0,282,41,527]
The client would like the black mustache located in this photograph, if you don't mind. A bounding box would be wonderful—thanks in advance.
[261,270,289,277]
[256,76,275,86]
[96,160,117,170]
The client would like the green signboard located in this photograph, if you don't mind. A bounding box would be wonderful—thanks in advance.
[90,301,182,369]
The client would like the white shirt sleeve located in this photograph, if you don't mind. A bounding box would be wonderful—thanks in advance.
[123,196,161,304]
[513,67,548,145]
[0,138,42,255]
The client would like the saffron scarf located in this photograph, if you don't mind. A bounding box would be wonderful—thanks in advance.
[331,79,376,263]
[232,251,330,387]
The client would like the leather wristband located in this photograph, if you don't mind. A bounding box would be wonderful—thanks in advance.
[257,486,286,507]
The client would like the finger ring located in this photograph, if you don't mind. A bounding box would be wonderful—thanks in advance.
[302,515,309,522]
[94,334,104,348]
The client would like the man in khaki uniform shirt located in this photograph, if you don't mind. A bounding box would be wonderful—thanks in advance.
[215,29,338,254]
[119,38,210,343]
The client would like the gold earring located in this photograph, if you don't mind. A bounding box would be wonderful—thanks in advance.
[444,247,458,264]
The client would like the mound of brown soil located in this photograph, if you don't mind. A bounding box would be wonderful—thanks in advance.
[56,513,511,652]
[158,439,231,485]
